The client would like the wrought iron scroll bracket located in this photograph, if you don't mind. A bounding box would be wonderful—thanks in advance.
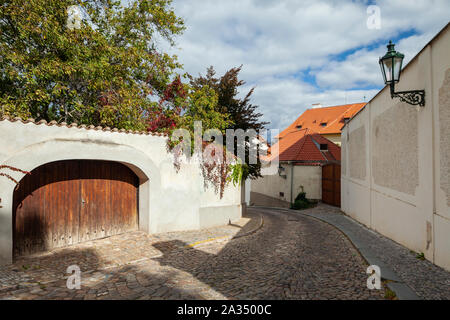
[390,83,425,106]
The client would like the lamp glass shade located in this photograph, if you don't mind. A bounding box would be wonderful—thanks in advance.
[381,57,394,83]
[393,56,403,82]
[379,41,404,85]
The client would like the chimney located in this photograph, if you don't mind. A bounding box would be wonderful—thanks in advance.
[311,103,322,109]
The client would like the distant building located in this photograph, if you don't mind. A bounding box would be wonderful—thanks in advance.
[277,103,366,146]
[250,130,340,208]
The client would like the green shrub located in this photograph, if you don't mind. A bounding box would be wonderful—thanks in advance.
[294,192,307,202]
[292,199,310,210]
[291,192,317,210]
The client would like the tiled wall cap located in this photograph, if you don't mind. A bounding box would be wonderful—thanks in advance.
[0,116,163,137]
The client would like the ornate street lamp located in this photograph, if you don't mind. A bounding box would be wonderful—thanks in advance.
[379,41,425,106]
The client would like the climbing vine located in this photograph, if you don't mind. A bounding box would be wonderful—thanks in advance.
[228,163,246,187]
[200,143,245,198]
[0,165,30,186]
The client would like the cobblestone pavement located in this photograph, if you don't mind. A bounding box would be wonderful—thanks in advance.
[0,206,385,300]
[287,204,450,300]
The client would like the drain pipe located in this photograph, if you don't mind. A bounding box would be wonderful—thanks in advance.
[290,162,294,206]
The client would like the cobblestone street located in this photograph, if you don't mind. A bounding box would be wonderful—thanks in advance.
[0,205,387,300]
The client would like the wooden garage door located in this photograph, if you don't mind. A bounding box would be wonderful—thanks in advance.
[13,160,138,257]
[322,163,341,207]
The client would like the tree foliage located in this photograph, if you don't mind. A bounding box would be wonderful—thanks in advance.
[0,1,266,196]
[0,0,184,130]
[190,66,268,131]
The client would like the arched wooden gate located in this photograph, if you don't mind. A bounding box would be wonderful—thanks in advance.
[13,160,139,257]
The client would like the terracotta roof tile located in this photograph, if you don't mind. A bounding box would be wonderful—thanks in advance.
[266,129,340,163]
[277,103,366,139]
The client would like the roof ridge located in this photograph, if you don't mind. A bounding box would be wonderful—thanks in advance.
[310,102,366,110]
[291,129,311,160]
[0,115,168,137]
[309,135,328,161]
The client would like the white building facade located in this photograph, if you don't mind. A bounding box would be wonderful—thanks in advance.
[341,24,450,271]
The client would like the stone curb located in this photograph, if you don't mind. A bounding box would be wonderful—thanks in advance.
[232,212,264,239]
[185,212,264,248]
[252,206,421,300]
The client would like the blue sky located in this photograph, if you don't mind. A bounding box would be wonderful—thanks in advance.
[161,0,450,130]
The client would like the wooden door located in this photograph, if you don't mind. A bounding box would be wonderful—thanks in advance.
[13,160,138,257]
[322,163,341,207]
[79,161,138,242]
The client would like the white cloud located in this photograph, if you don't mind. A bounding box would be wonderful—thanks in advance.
[163,0,450,130]
[241,77,378,130]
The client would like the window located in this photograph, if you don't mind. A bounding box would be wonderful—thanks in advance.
[296,125,302,129]
[320,122,327,127]
[279,192,284,197]
[320,144,328,151]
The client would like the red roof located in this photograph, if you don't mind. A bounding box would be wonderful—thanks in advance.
[265,128,340,165]
[277,103,366,139]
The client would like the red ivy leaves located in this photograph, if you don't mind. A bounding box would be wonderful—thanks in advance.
[161,76,186,103]
[0,165,31,185]
[147,76,187,134]
[147,108,177,132]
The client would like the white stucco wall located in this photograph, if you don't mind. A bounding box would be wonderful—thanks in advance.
[0,118,241,265]
[293,165,322,200]
[341,24,450,271]
[244,179,251,205]
[250,163,292,205]
[321,134,342,146]
[250,162,322,207]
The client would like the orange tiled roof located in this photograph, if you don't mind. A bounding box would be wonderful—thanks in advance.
[277,103,366,139]
[266,128,340,164]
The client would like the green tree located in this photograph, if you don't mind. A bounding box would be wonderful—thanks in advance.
[190,66,268,179]
[181,85,232,134]
[0,0,184,130]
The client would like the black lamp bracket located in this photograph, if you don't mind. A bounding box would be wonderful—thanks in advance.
[390,83,425,106]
